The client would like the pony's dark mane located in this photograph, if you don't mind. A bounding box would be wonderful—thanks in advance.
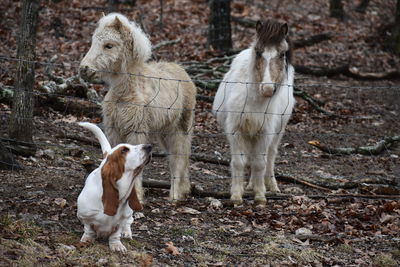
[255,19,292,64]
[255,20,286,47]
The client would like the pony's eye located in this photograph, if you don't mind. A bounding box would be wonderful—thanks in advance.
[279,52,285,59]
[121,147,130,153]
[104,44,113,49]
[256,50,263,57]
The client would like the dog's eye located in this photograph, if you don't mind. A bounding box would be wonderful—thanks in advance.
[121,147,130,153]
[104,43,113,49]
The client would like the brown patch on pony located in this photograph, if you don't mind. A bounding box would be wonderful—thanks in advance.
[128,185,143,211]
[254,54,267,84]
[101,146,128,216]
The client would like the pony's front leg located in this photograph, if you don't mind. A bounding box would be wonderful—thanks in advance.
[228,134,248,205]
[249,138,268,205]
[108,227,126,252]
[163,134,191,201]
[250,156,267,205]
[80,223,96,243]
[265,134,283,193]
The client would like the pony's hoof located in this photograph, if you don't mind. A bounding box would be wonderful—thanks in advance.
[230,196,243,207]
[254,197,267,207]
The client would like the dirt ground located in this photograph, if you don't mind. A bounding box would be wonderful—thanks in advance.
[1,0,400,266]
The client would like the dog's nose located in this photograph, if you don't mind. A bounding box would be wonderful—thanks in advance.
[142,144,152,153]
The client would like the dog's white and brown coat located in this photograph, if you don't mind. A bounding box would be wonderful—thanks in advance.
[77,122,151,252]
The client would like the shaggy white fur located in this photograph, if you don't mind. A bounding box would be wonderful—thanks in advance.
[213,20,295,205]
[80,13,196,201]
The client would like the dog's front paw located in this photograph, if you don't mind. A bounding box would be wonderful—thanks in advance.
[121,227,132,239]
[109,241,127,252]
[80,233,95,243]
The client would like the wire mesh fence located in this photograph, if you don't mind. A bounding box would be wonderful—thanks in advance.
[1,55,399,193]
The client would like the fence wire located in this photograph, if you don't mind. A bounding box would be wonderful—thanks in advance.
[0,54,399,184]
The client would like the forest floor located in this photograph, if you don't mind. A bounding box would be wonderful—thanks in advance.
[1,0,400,266]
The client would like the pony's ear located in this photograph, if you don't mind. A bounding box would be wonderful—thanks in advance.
[101,12,106,18]
[101,148,126,216]
[256,20,263,36]
[128,186,143,211]
[281,23,289,36]
[111,16,124,32]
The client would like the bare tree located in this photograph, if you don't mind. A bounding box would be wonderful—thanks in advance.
[330,0,344,19]
[208,0,232,52]
[9,0,40,147]
[356,0,370,13]
[391,0,400,55]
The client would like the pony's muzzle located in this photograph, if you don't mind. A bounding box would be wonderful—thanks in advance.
[259,84,275,97]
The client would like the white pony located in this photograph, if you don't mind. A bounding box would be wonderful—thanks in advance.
[79,13,196,202]
[213,20,295,205]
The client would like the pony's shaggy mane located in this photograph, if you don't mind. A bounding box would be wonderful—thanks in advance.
[255,20,287,48]
[254,19,292,64]
[97,13,152,64]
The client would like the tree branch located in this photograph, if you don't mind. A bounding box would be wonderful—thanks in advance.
[308,136,400,156]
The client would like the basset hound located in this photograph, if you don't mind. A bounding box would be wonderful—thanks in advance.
[77,122,152,252]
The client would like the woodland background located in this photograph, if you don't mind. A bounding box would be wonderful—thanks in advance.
[0,0,399,266]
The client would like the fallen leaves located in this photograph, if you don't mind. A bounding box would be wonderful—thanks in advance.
[165,242,180,255]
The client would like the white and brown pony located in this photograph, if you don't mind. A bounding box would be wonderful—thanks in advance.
[79,13,196,202]
[213,20,295,205]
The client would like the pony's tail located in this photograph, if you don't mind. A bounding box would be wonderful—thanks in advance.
[78,122,112,155]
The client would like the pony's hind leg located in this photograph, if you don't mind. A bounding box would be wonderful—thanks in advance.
[264,133,283,192]
[162,133,191,201]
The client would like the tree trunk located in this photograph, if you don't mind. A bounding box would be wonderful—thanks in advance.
[9,0,40,146]
[329,0,344,19]
[107,0,117,13]
[208,0,232,52]
[391,0,400,55]
[355,0,370,13]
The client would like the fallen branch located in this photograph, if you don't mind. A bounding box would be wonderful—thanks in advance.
[38,95,101,118]
[294,88,335,117]
[0,140,23,170]
[295,64,400,80]
[277,174,332,192]
[0,137,37,157]
[142,180,400,200]
[152,38,181,51]
[153,152,230,165]
[308,136,400,155]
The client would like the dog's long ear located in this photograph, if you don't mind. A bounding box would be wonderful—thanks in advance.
[101,148,126,216]
[128,186,143,211]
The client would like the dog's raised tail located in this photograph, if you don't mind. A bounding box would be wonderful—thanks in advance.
[78,122,112,155]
